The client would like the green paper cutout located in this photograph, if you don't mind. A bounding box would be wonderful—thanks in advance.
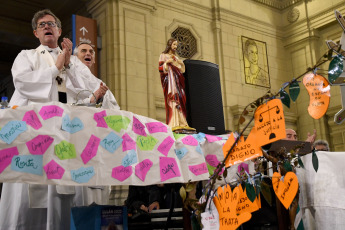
[136,135,158,151]
[298,155,304,169]
[173,133,186,140]
[104,115,130,132]
[54,140,76,160]
[283,160,293,172]
[245,182,256,203]
[289,81,300,102]
[328,55,343,84]
[280,90,291,108]
[206,163,216,175]
[312,150,319,172]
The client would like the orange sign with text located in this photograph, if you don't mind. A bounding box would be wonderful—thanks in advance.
[236,186,261,215]
[272,172,299,209]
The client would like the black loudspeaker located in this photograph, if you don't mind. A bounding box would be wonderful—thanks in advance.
[183,60,225,135]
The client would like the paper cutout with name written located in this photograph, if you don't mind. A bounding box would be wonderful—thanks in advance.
[146,122,167,133]
[174,147,188,160]
[238,163,249,174]
[122,150,138,167]
[205,134,223,143]
[104,115,130,132]
[26,135,54,155]
[205,154,220,167]
[160,157,181,182]
[137,135,158,151]
[100,132,123,153]
[93,110,108,128]
[11,155,43,175]
[182,135,198,146]
[55,140,77,160]
[213,185,252,230]
[303,73,331,119]
[0,120,27,144]
[62,114,84,134]
[0,147,19,173]
[23,110,42,130]
[133,116,147,136]
[39,105,63,120]
[272,172,299,209]
[193,133,206,143]
[135,159,153,182]
[122,133,136,151]
[81,135,101,164]
[44,160,65,179]
[236,186,261,215]
[196,145,203,155]
[112,165,133,182]
[71,166,95,183]
[157,136,175,156]
[188,162,208,176]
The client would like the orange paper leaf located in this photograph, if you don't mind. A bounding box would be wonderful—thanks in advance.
[222,133,262,167]
[236,186,261,215]
[272,172,299,209]
[250,99,286,146]
[213,185,252,230]
[303,73,330,119]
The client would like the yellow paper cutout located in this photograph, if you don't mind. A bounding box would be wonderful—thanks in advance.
[213,185,252,230]
[303,73,330,119]
[236,185,261,215]
[272,172,299,209]
[222,133,262,167]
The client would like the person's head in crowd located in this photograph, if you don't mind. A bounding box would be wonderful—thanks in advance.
[285,129,297,141]
[313,139,330,151]
[74,42,95,69]
[32,9,62,48]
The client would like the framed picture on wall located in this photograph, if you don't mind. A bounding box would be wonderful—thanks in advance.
[241,36,270,88]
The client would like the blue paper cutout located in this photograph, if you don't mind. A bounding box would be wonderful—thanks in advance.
[71,166,95,183]
[62,114,84,134]
[121,150,138,167]
[193,133,206,143]
[196,145,203,155]
[174,147,188,160]
[100,132,123,153]
[11,155,43,175]
[0,120,27,144]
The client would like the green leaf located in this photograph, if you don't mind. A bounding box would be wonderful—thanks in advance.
[260,181,272,206]
[185,183,195,193]
[328,55,343,84]
[173,133,186,140]
[245,182,256,202]
[289,81,300,102]
[280,90,291,108]
[283,160,293,172]
[206,163,216,175]
[254,180,261,198]
[298,155,305,169]
[223,168,228,178]
[239,115,245,125]
[312,150,319,172]
[179,186,187,202]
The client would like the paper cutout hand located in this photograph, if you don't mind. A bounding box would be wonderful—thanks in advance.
[213,185,251,230]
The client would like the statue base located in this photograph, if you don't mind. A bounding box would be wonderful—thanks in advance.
[172,126,197,134]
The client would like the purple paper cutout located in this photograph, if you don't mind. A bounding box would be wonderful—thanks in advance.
[238,163,249,174]
[181,136,198,146]
[122,133,136,151]
[189,163,208,176]
[205,134,222,143]
[157,136,175,156]
[22,110,42,130]
[39,105,63,120]
[205,155,219,167]
[26,135,54,155]
[135,159,153,182]
[81,135,101,164]
[93,110,108,128]
[0,147,19,173]
[112,165,132,182]
[159,157,181,182]
[133,116,147,136]
[44,160,65,179]
[146,122,168,134]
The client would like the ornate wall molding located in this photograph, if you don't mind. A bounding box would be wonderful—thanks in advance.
[252,0,303,10]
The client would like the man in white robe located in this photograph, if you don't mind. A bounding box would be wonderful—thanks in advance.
[0,9,119,230]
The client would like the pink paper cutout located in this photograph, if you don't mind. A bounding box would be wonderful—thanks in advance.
[189,163,208,176]
[112,165,133,182]
[135,159,153,182]
[159,157,181,182]
[205,155,220,167]
[238,163,249,174]
[122,133,136,151]
[22,110,42,130]
[133,116,147,136]
[39,105,63,120]
[26,135,54,155]
[181,136,198,146]
[146,122,168,133]
[157,136,175,156]
[205,134,222,143]
[93,110,108,128]
[81,135,101,164]
[0,147,19,173]
[44,160,65,179]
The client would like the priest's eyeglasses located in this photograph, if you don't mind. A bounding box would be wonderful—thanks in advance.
[37,21,57,28]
